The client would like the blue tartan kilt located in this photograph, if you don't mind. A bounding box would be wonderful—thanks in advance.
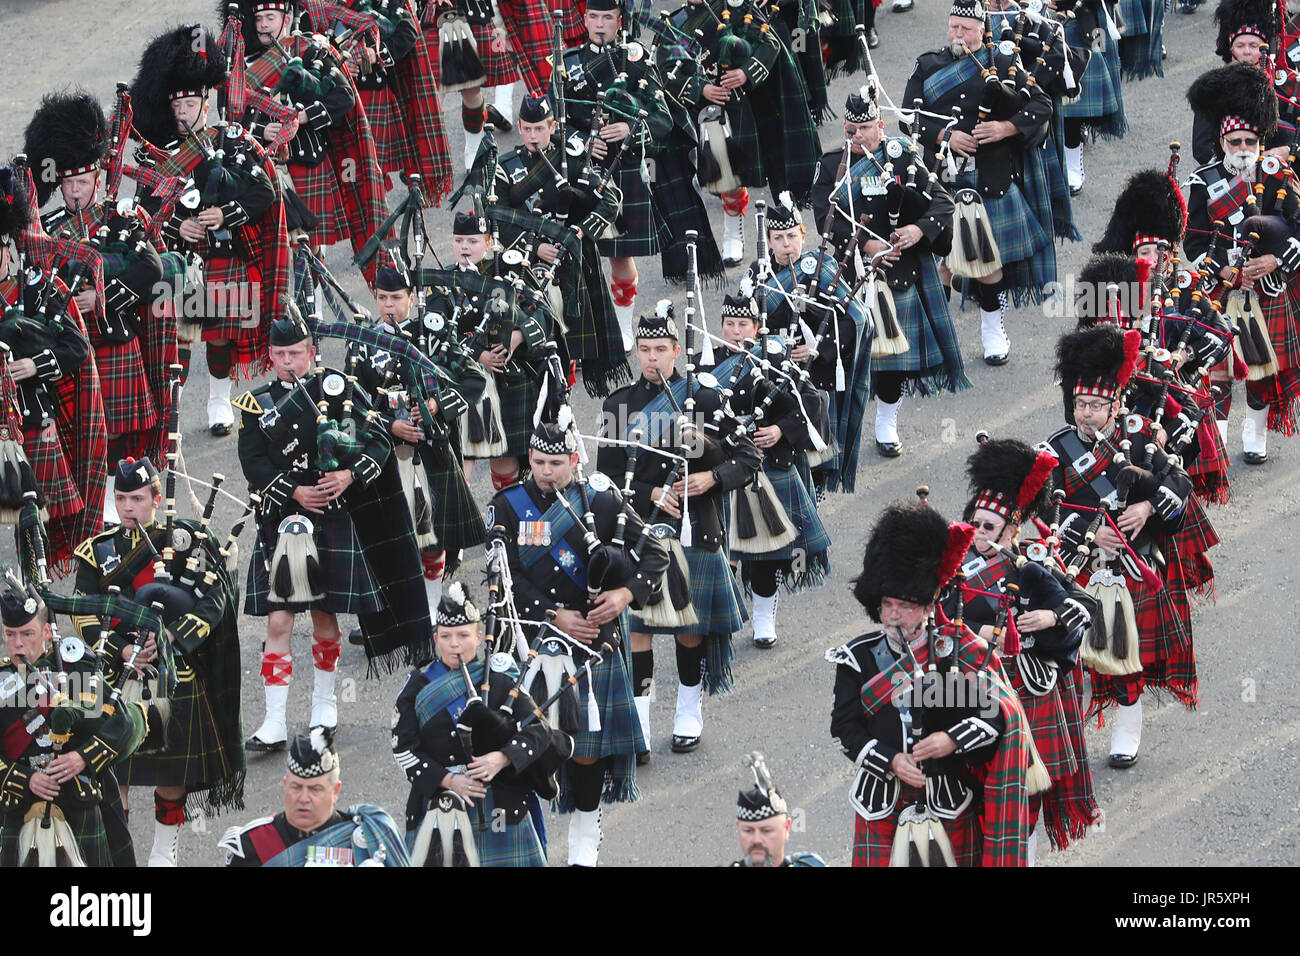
[1062,26,1126,136]
[572,651,645,760]
[245,511,384,615]
[629,545,748,636]
[871,258,971,397]
[407,789,547,867]
[598,161,670,259]
[739,462,830,571]
[1117,0,1164,80]
[952,170,1049,268]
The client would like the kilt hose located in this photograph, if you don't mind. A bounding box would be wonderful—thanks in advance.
[1117,0,1165,81]
[851,787,982,867]
[554,652,643,812]
[1040,666,1102,851]
[94,338,158,437]
[951,166,1055,307]
[738,462,831,594]
[203,255,264,377]
[358,86,419,180]
[408,787,547,866]
[870,258,972,398]
[245,509,384,616]
[1061,23,1126,138]
[0,801,111,867]
[598,161,670,259]
[24,423,83,519]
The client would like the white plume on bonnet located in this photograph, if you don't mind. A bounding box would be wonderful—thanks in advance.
[655,298,673,318]
[778,190,794,211]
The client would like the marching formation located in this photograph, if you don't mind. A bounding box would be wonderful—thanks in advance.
[0,0,1286,867]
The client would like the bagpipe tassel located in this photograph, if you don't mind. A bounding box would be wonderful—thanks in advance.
[438,13,487,93]
[1081,578,1142,675]
[1025,733,1054,796]
[729,474,797,554]
[584,662,602,733]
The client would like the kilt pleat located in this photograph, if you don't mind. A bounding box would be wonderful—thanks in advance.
[287,160,354,248]
[358,86,418,179]
[871,258,972,396]
[1042,114,1083,241]
[418,441,486,559]
[0,803,112,867]
[851,788,981,867]
[245,510,385,615]
[420,17,519,87]
[496,368,539,458]
[653,149,728,285]
[598,163,670,259]
[1117,0,1164,80]
[1061,25,1126,137]
[555,654,642,811]
[1008,668,1077,780]
[630,545,747,637]
[1019,143,1071,253]
[24,423,83,519]
[94,339,158,436]
[1039,666,1101,850]
[202,255,264,358]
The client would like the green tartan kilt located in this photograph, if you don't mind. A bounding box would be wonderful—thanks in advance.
[1061,25,1125,136]
[407,788,547,867]
[0,800,111,867]
[952,169,1056,304]
[598,161,670,259]
[245,511,384,615]
[116,670,244,806]
[1117,0,1164,80]
[722,98,767,188]
[871,258,971,398]
[653,148,727,284]
[737,463,831,593]
[417,440,486,558]
[497,367,539,458]
[629,545,748,636]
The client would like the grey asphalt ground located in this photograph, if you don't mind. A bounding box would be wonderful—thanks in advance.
[1,0,1295,867]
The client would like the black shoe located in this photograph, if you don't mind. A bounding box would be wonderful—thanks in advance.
[209,423,232,437]
[636,750,650,767]
[245,733,287,753]
[1177,0,1196,12]
[670,732,701,753]
[1108,752,1139,769]
[1244,450,1268,465]
[875,439,902,458]
[484,104,513,132]
[753,634,777,649]
[983,352,1011,367]
[868,27,880,49]
[347,626,365,646]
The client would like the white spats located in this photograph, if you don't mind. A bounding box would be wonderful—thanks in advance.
[634,694,652,752]
[1242,404,1269,463]
[463,129,483,171]
[148,821,180,867]
[673,681,703,740]
[614,302,636,353]
[875,398,901,446]
[103,475,119,525]
[1216,417,1229,447]
[752,592,778,647]
[207,375,234,428]
[493,82,515,118]
[567,808,602,866]
[423,575,443,611]
[1027,825,1039,868]
[310,667,338,729]
[722,212,744,266]
[1109,698,1143,760]
[1065,144,1084,194]
[980,307,1011,363]
[249,683,290,748]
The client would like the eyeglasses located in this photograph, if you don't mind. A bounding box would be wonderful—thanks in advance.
[975,521,1002,532]
[1073,398,1113,413]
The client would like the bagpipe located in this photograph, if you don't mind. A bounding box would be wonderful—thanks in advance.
[683,4,756,196]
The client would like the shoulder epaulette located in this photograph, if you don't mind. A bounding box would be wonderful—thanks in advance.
[217,815,277,860]
[824,632,882,671]
[233,390,264,416]
[72,530,114,567]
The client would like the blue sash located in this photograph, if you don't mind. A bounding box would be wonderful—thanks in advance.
[921,48,988,105]
[763,258,869,338]
[415,659,483,727]
[708,344,759,389]
[262,805,412,867]
[503,484,590,592]
[625,376,689,447]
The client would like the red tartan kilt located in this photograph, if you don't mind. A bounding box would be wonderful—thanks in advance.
[358,87,416,178]
[24,424,83,518]
[1009,674,1079,780]
[1261,287,1300,372]
[557,0,587,44]
[1189,411,1231,504]
[202,257,262,343]
[851,788,982,867]
[287,161,353,248]
[94,340,157,436]
[1168,494,1218,594]
[421,20,519,87]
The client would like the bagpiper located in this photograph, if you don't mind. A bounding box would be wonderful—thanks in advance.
[810,82,968,459]
[0,570,147,867]
[235,305,431,749]
[1200,0,1291,164]
[487,418,668,865]
[728,751,826,867]
[902,0,1057,365]
[129,23,291,436]
[221,728,410,865]
[23,90,180,524]
[392,581,572,866]
[828,498,1032,867]
[1045,323,1196,768]
[597,303,760,757]
[656,0,822,266]
[1058,0,1127,196]
[554,0,675,349]
[946,436,1101,861]
[1185,61,1300,465]
[72,456,244,865]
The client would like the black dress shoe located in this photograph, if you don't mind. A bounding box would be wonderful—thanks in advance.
[484,104,513,132]
[1108,752,1138,769]
[1243,450,1268,465]
[1177,0,1197,12]
[875,440,902,458]
[347,626,365,646]
[984,352,1011,367]
[209,423,232,437]
[868,27,880,49]
[670,732,701,753]
[636,751,650,767]
[245,734,286,753]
